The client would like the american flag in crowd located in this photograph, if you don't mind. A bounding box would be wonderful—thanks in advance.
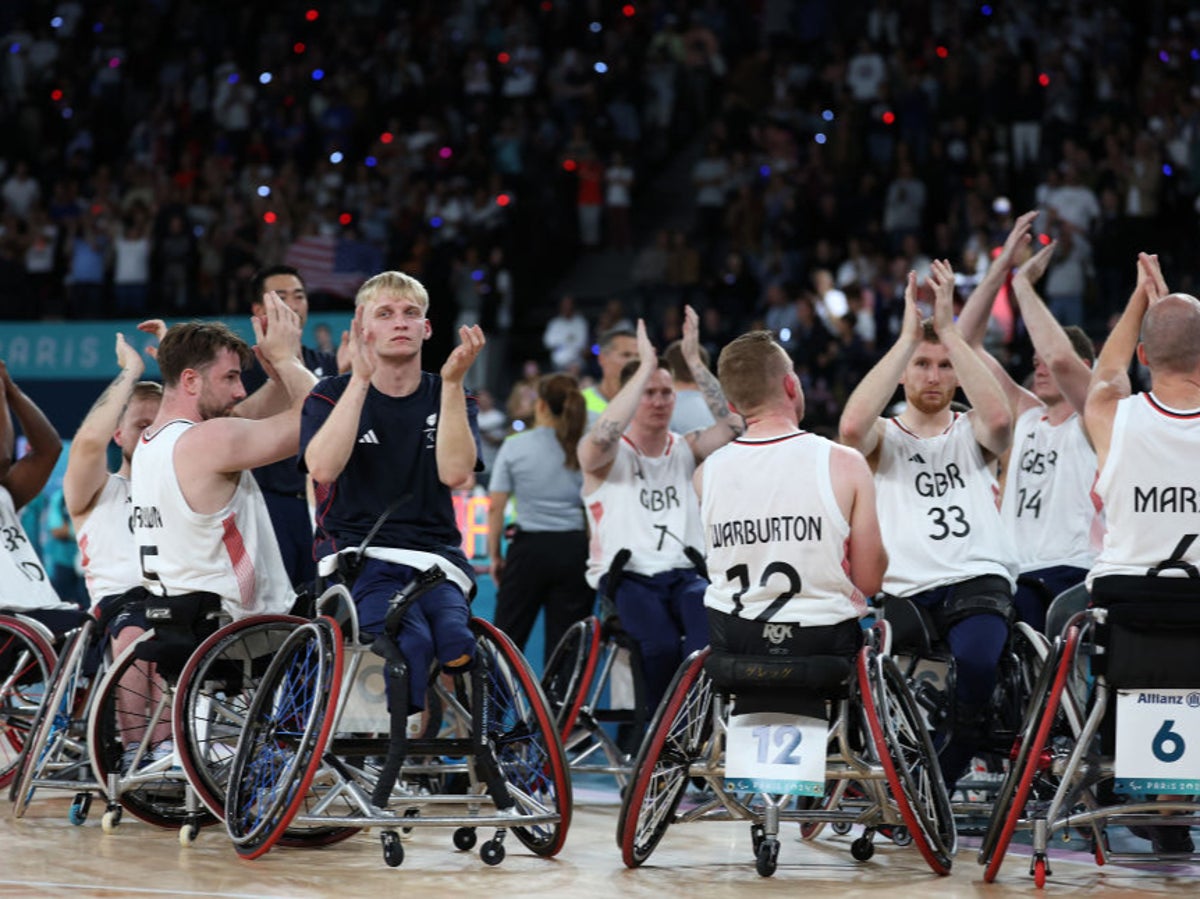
[284,235,379,299]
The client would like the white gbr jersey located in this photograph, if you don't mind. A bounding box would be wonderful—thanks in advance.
[0,485,74,611]
[875,414,1017,596]
[1001,407,1103,572]
[133,419,294,619]
[701,432,866,625]
[584,433,701,589]
[77,473,141,606]
[1088,393,1200,587]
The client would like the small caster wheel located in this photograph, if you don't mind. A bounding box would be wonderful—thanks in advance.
[750,823,765,854]
[889,825,912,847]
[180,823,199,847]
[831,821,852,836]
[1033,855,1047,888]
[453,827,478,851]
[755,839,779,877]
[68,792,91,826]
[851,836,875,862]
[402,807,419,836]
[381,831,404,868]
[480,839,505,866]
[101,807,122,834]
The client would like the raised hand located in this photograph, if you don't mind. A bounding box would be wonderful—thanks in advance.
[441,324,485,385]
[137,318,168,360]
[996,210,1038,269]
[928,259,957,334]
[635,318,657,368]
[1014,240,1056,286]
[253,292,303,368]
[115,332,146,379]
[1137,252,1168,304]
[681,304,702,365]
[347,307,377,383]
[902,271,924,342]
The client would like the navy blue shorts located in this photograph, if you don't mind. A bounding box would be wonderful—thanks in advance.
[352,558,476,711]
[94,590,150,641]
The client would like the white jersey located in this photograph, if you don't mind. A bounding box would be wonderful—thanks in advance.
[1001,407,1103,572]
[875,414,1018,596]
[701,432,867,625]
[77,474,141,607]
[0,486,74,612]
[584,433,702,589]
[1088,393,1200,586]
[133,419,294,619]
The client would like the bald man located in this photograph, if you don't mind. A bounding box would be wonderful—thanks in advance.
[1084,253,1200,856]
[1086,254,1200,585]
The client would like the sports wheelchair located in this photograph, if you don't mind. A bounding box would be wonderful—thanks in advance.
[0,612,59,790]
[222,553,572,869]
[878,586,1051,826]
[9,590,307,846]
[980,572,1200,887]
[541,609,645,788]
[616,622,957,878]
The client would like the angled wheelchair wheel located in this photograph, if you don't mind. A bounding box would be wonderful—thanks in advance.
[991,622,1051,747]
[87,630,208,829]
[10,619,95,814]
[474,618,572,857]
[859,646,956,875]
[225,617,344,860]
[0,615,57,789]
[981,625,1081,882]
[174,615,306,818]
[541,616,601,743]
[618,648,713,867]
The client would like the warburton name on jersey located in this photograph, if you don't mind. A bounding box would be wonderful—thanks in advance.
[709,514,824,548]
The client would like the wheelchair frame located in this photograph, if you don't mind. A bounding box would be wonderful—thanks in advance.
[0,612,58,790]
[541,614,646,787]
[616,625,957,878]
[981,606,1200,887]
[222,580,573,869]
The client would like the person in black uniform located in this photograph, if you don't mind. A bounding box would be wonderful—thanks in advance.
[301,270,485,716]
[239,264,340,588]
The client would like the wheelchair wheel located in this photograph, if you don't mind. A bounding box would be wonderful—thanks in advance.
[87,630,210,829]
[174,615,306,817]
[540,616,601,742]
[10,620,95,814]
[859,646,956,875]
[0,615,57,789]
[981,625,1081,882]
[618,648,713,867]
[225,617,344,860]
[473,618,572,857]
[992,622,1051,744]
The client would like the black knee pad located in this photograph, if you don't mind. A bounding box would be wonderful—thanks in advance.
[935,576,1015,633]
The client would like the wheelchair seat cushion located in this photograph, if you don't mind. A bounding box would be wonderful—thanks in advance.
[1091,575,1200,689]
[704,650,853,710]
[137,592,223,677]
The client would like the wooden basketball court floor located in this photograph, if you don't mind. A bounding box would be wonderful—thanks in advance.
[5,785,1198,897]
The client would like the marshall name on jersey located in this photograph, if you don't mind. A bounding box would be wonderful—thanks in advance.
[875,414,1017,597]
[1088,393,1200,585]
